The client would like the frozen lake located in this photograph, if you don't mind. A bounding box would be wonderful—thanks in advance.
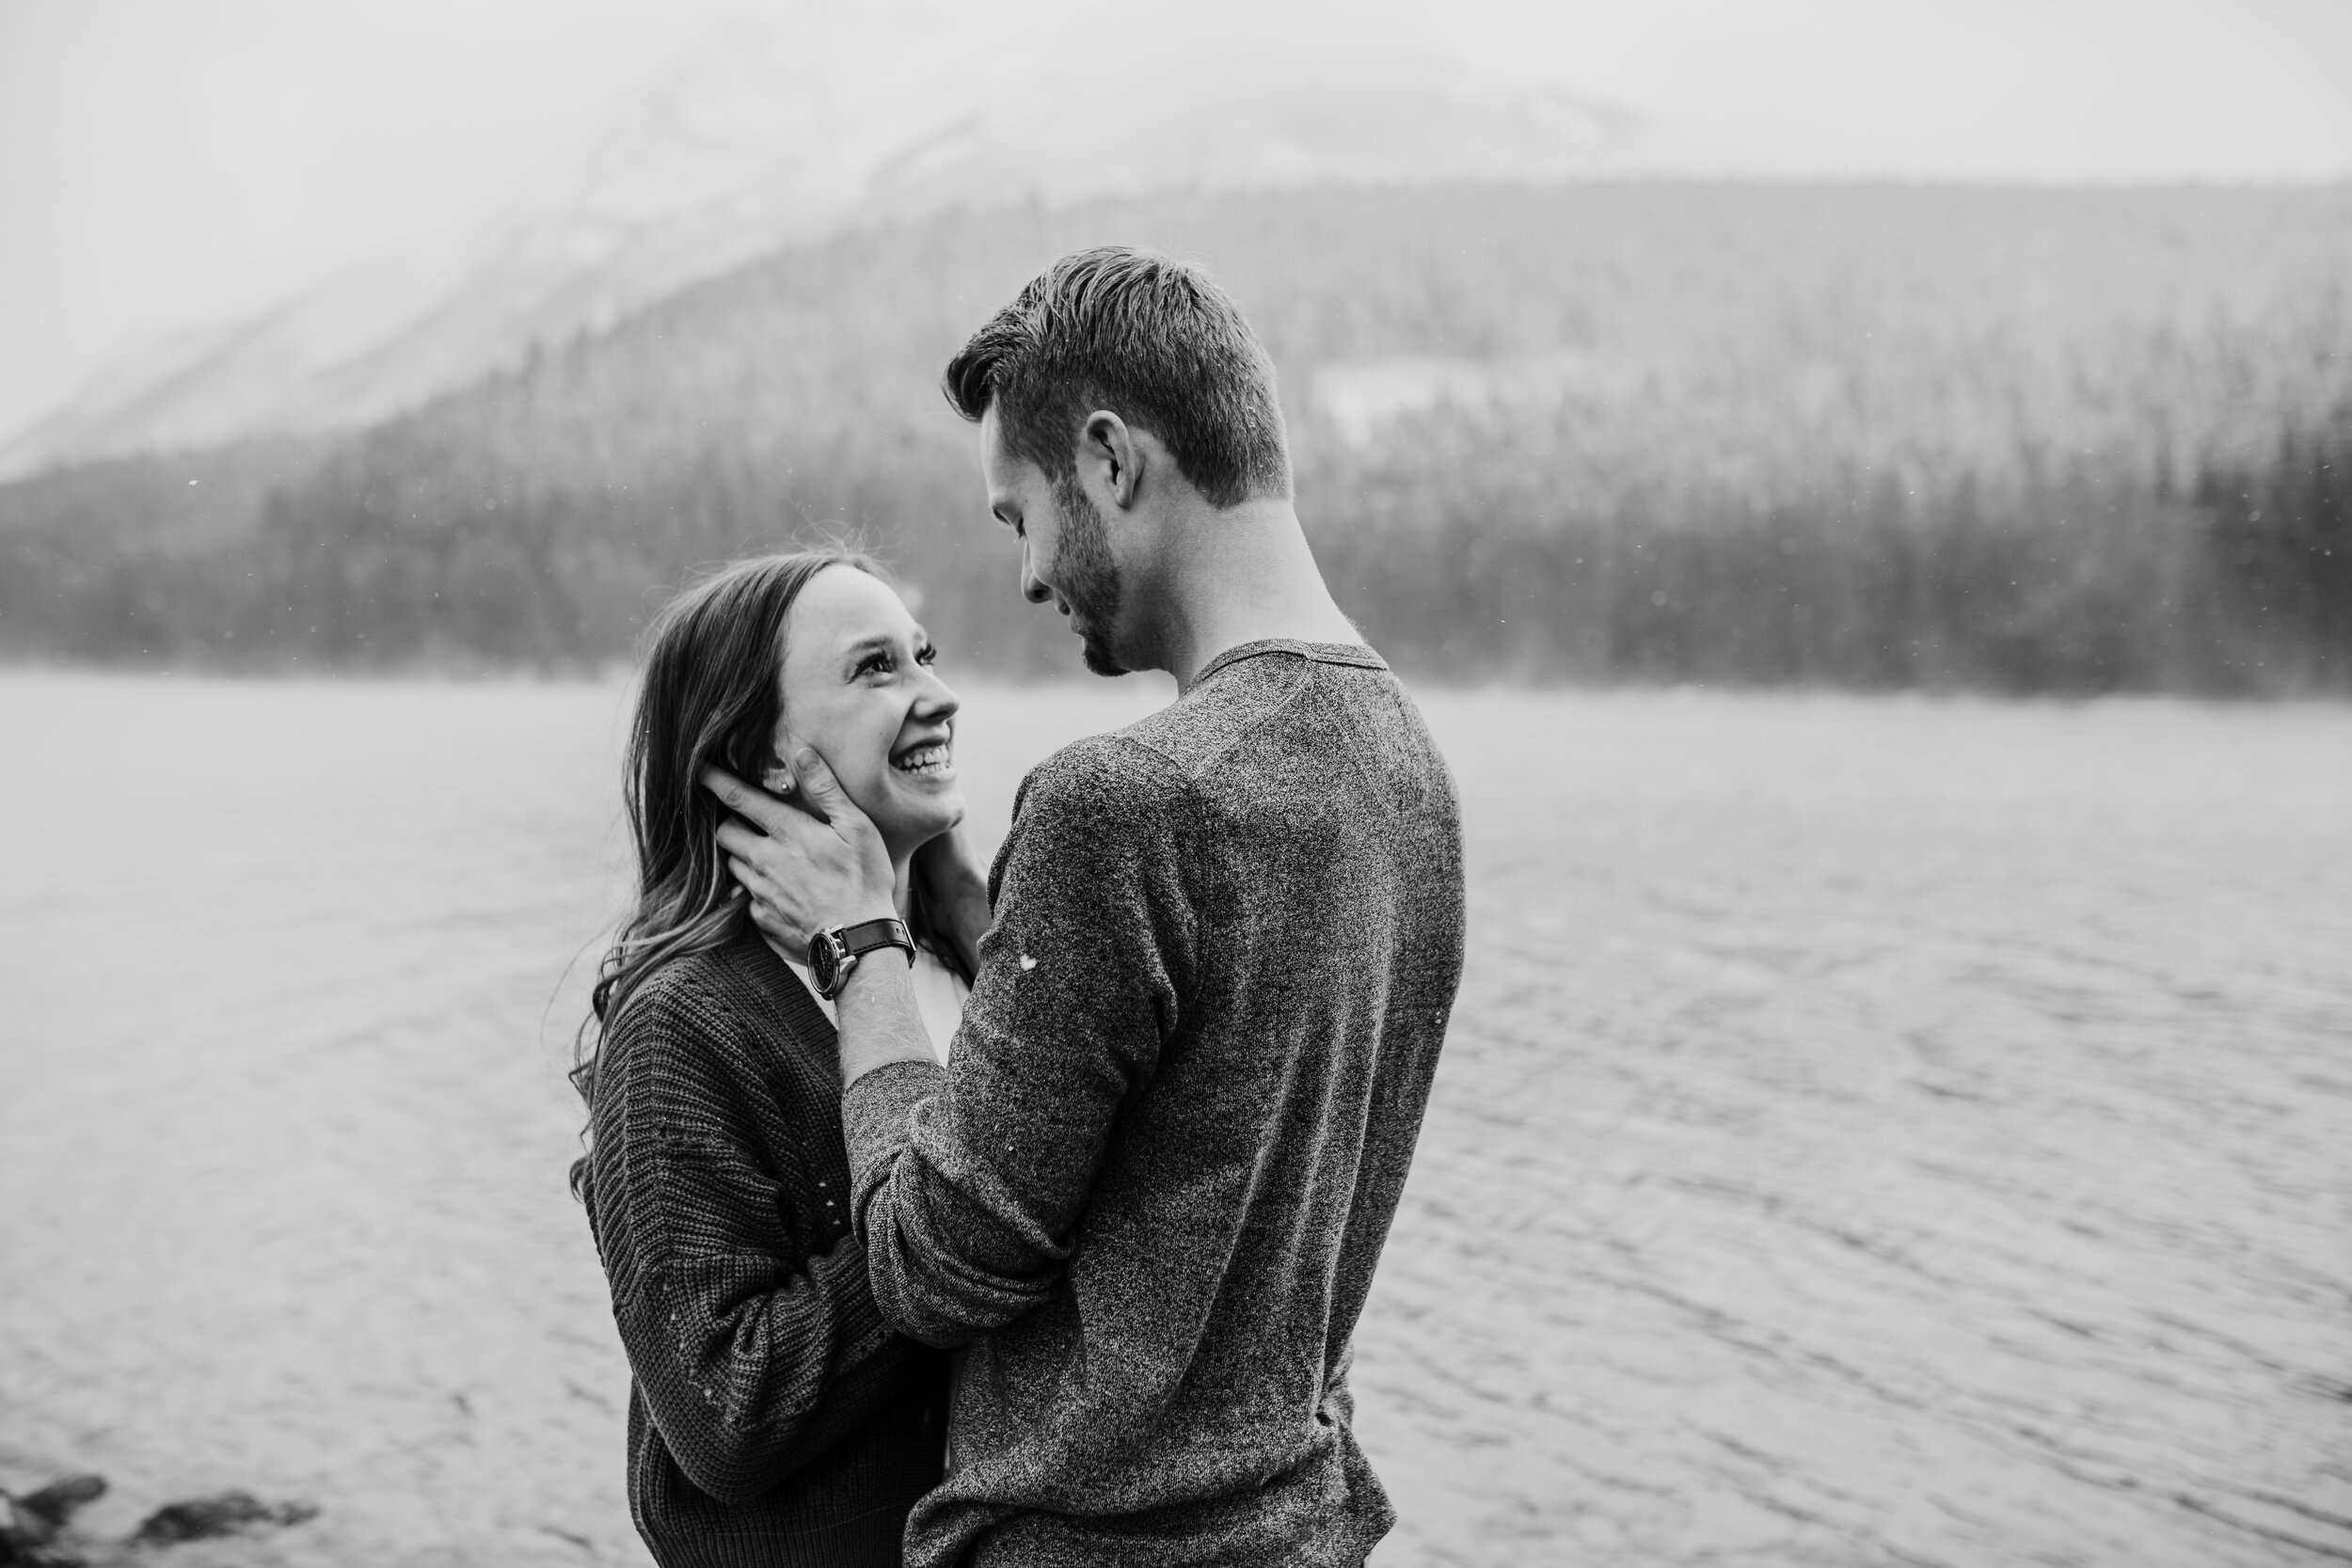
[1,673,2346,1566]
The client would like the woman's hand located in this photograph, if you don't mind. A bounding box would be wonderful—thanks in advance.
[912,825,993,978]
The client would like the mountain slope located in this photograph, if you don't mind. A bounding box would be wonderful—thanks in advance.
[0,16,1638,478]
[6,180,2345,690]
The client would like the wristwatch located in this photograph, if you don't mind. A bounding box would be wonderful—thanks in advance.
[807,917,916,1000]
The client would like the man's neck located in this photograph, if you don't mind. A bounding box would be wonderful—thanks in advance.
[1142,499,1365,691]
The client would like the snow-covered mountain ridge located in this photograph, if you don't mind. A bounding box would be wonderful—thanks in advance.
[0,12,1639,477]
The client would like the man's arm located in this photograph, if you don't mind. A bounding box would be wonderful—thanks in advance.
[850,742,1195,1344]
[709,740,1194,1346]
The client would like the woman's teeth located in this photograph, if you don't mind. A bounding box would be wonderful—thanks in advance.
[894,742,951,775]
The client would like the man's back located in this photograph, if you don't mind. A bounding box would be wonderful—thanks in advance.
[843,639,1465,1567]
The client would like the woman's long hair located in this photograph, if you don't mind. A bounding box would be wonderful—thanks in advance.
[569,546,946,1197]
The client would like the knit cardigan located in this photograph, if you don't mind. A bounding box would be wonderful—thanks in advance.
[583,928,949,1568]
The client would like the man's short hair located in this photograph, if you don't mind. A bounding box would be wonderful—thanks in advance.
[942,246,1292,508]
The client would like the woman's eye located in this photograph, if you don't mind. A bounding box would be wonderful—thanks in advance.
[915,644,938,667]
[856,652,894,677]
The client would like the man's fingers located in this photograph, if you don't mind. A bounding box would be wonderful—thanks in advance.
[735,880,805,960]
[715,818,769,863]
[701,767,791,832]
[788,747,862,828]
[726,854,773,900]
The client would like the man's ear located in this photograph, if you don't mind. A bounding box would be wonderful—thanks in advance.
[1080,410,1142,510]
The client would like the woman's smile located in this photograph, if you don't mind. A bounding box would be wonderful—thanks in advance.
[891,732,955,779]
[777,563,968,863]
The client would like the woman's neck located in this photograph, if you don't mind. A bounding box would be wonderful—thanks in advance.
[889,849,914,925]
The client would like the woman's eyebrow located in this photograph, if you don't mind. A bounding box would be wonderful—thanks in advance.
[838,632,898,666]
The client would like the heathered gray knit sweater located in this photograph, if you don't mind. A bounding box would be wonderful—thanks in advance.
[584,935,950,1567]
[842,640,1466,1568]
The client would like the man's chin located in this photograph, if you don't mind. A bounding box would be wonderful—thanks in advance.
[1078,633,1129,678]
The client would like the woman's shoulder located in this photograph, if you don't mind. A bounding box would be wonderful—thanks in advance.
[601,935,815,1074]
[611,942,739,1028]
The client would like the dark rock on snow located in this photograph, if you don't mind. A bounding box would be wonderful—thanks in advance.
[10,1479,105,1532]
[2,1473,316,1565]
[134,1491,319,1544]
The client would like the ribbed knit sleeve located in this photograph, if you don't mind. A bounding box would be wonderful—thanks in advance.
[588,982,917,1506]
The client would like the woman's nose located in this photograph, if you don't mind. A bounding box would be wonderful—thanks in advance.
[915,664,961,721]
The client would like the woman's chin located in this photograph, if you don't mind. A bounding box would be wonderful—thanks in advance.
[879,793,967,853]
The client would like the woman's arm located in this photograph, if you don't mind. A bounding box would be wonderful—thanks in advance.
[912,824,993,979]
[587,1007,920,1504]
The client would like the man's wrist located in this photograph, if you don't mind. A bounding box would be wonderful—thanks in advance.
[834,949,909,1001]
[814,903,899,937]
[807,911,913,1000]
[833,957,936,1086]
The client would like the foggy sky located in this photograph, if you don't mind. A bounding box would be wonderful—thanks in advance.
[3,0,2349,443]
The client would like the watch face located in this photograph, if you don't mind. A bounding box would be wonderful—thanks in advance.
[808,933,840,995]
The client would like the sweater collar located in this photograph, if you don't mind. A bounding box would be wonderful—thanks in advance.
[1193,638,1387,686]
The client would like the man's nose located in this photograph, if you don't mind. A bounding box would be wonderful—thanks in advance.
[1019,544,1051,605]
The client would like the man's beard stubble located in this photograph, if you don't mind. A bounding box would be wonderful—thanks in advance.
[1049,472,1129,677]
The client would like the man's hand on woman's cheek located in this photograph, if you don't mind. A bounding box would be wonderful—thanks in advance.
[703,752,898,949]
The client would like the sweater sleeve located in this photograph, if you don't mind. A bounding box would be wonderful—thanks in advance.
[843,738,1196,1347]
[1323,1336,1359,1430]
[588,997,917,1504]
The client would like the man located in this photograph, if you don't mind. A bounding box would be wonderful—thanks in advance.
[707,246,1465,1566]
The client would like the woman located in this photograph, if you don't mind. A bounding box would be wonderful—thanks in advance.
[573,548,986,1567]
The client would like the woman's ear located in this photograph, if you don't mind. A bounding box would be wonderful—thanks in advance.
[764,721,806,798]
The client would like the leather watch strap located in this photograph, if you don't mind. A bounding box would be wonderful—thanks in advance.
[836,917,916,963]
[809,915,916,1001]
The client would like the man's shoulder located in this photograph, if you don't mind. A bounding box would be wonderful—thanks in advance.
[1103,646,1338,784]
[1011,731,1191,836]
[1009,676,1302,823]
